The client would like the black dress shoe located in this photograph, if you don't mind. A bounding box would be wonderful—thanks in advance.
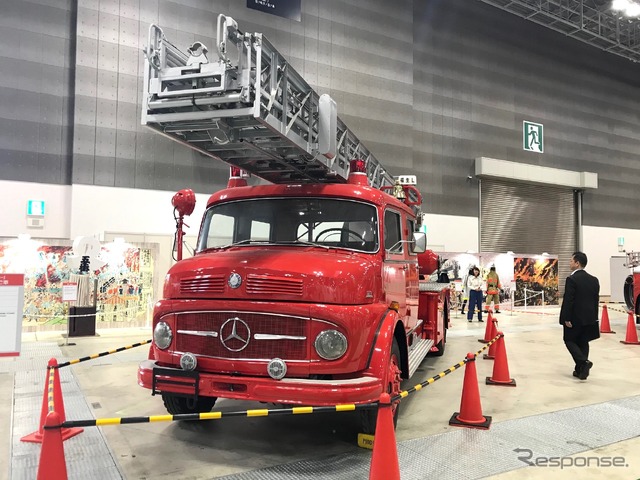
[478,319,484,322]
[572,370,579,377]
[578,361,593,380]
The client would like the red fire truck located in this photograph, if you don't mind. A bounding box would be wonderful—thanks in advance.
[623,252,640,323]
[137,15,449,432]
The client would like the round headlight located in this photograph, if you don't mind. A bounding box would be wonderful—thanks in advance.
[154,321,173,350]
[314,330,347,360]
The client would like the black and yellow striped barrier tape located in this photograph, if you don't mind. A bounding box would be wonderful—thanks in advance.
[56,340,152,369]
[602,304,637,317]
[58,403,375,429]
[391,333,502,402]
[50,334,503,430]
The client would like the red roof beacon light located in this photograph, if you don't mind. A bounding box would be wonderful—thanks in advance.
[227,166,248,188]
[348,159,369,186]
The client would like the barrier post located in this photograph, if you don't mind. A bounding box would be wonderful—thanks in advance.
[600,305,615,334]
[620,312,640,345]
[368,393,400,480]
[22,359,84,443]
[485,333,516,386]
[449,353,492,429]
[36,411,68,480]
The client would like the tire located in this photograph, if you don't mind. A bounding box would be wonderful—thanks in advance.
[162,393,217,415]
[359,338,401,434]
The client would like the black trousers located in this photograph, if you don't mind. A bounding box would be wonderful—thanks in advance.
[563,323,598,367]
[564,335,590,366]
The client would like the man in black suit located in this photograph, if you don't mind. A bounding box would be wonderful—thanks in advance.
[560,251,600,380]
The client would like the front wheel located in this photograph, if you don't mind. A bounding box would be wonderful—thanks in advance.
[162,393,217,415]
[358,338,402,434]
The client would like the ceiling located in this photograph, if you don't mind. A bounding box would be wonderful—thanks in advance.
[478,0,640,63]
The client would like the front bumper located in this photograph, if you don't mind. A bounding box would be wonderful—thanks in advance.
[138,360,382,405]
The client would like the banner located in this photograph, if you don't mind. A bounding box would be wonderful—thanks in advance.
[247,0,301,21]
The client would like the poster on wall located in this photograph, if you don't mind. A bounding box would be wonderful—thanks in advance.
[0,242,153,326]
[247,0,302,21]
[513,256,559,306]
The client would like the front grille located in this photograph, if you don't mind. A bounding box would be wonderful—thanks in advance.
[180,275,225,294]
[246,274,303,296]
[176,311,307,360]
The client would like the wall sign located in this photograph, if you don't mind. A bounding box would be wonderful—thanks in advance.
[247,0,301,21]
[27,200,45,216]
[523,121,543,153]
[0,273,24,356]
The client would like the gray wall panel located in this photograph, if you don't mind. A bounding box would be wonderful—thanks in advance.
[115,157,136,187]
[414,0,640,227]
[74,124,96,156]
[95,127,117,158]
[3,0,639,233]
[68,0,413,195]
[94,154,116,186]
[75,95,97,127]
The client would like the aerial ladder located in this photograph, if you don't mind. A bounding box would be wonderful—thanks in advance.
[142,14,402,191]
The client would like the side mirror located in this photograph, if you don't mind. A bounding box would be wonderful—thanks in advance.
[411,232,427,253]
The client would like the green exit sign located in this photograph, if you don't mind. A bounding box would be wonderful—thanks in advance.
[27,200,45,216]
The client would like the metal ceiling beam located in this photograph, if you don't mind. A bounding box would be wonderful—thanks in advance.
[478,0,640,63]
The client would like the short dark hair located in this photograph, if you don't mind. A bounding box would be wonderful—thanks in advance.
[572,251,587,268]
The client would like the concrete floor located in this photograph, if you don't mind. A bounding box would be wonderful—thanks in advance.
[3,306,640,479]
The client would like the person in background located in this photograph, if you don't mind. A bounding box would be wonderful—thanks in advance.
[460,267,473,315]
[559,251,600,380]
[467,266,484,323]
[485,266,502,313]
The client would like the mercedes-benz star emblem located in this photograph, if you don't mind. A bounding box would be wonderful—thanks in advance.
[220,317,251,352]
[228,272,242,289]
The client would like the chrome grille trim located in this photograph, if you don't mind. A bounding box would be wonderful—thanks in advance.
[177,329,218,337]
[254,334,306,340]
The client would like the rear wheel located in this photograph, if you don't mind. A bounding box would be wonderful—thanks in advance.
[162,393,217,415]
[359,338,402,434]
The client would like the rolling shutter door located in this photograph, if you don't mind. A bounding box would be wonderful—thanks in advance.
[479,178,577,292]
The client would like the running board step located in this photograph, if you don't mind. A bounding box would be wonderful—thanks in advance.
[407,338,434,378]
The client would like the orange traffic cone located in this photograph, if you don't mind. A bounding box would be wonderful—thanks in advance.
[620,313,640,345]
[600,305,615,334]
[483,331,498,360]
[36,411,68,480]
[449,353,492,429]
[486,333,516,386]
[478,311,496,343]
[22,358,84,444]
[369,392,400,480]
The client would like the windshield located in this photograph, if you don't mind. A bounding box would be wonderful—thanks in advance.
[198,198,379,253]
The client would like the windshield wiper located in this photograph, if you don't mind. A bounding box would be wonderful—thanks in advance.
[216,239,269,250]
[280,240,331,250]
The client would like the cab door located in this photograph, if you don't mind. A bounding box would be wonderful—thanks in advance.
[382,209,411,327]
[404,215,420,329]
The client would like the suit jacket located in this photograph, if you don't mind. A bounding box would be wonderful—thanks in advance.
[559,269,600,327]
